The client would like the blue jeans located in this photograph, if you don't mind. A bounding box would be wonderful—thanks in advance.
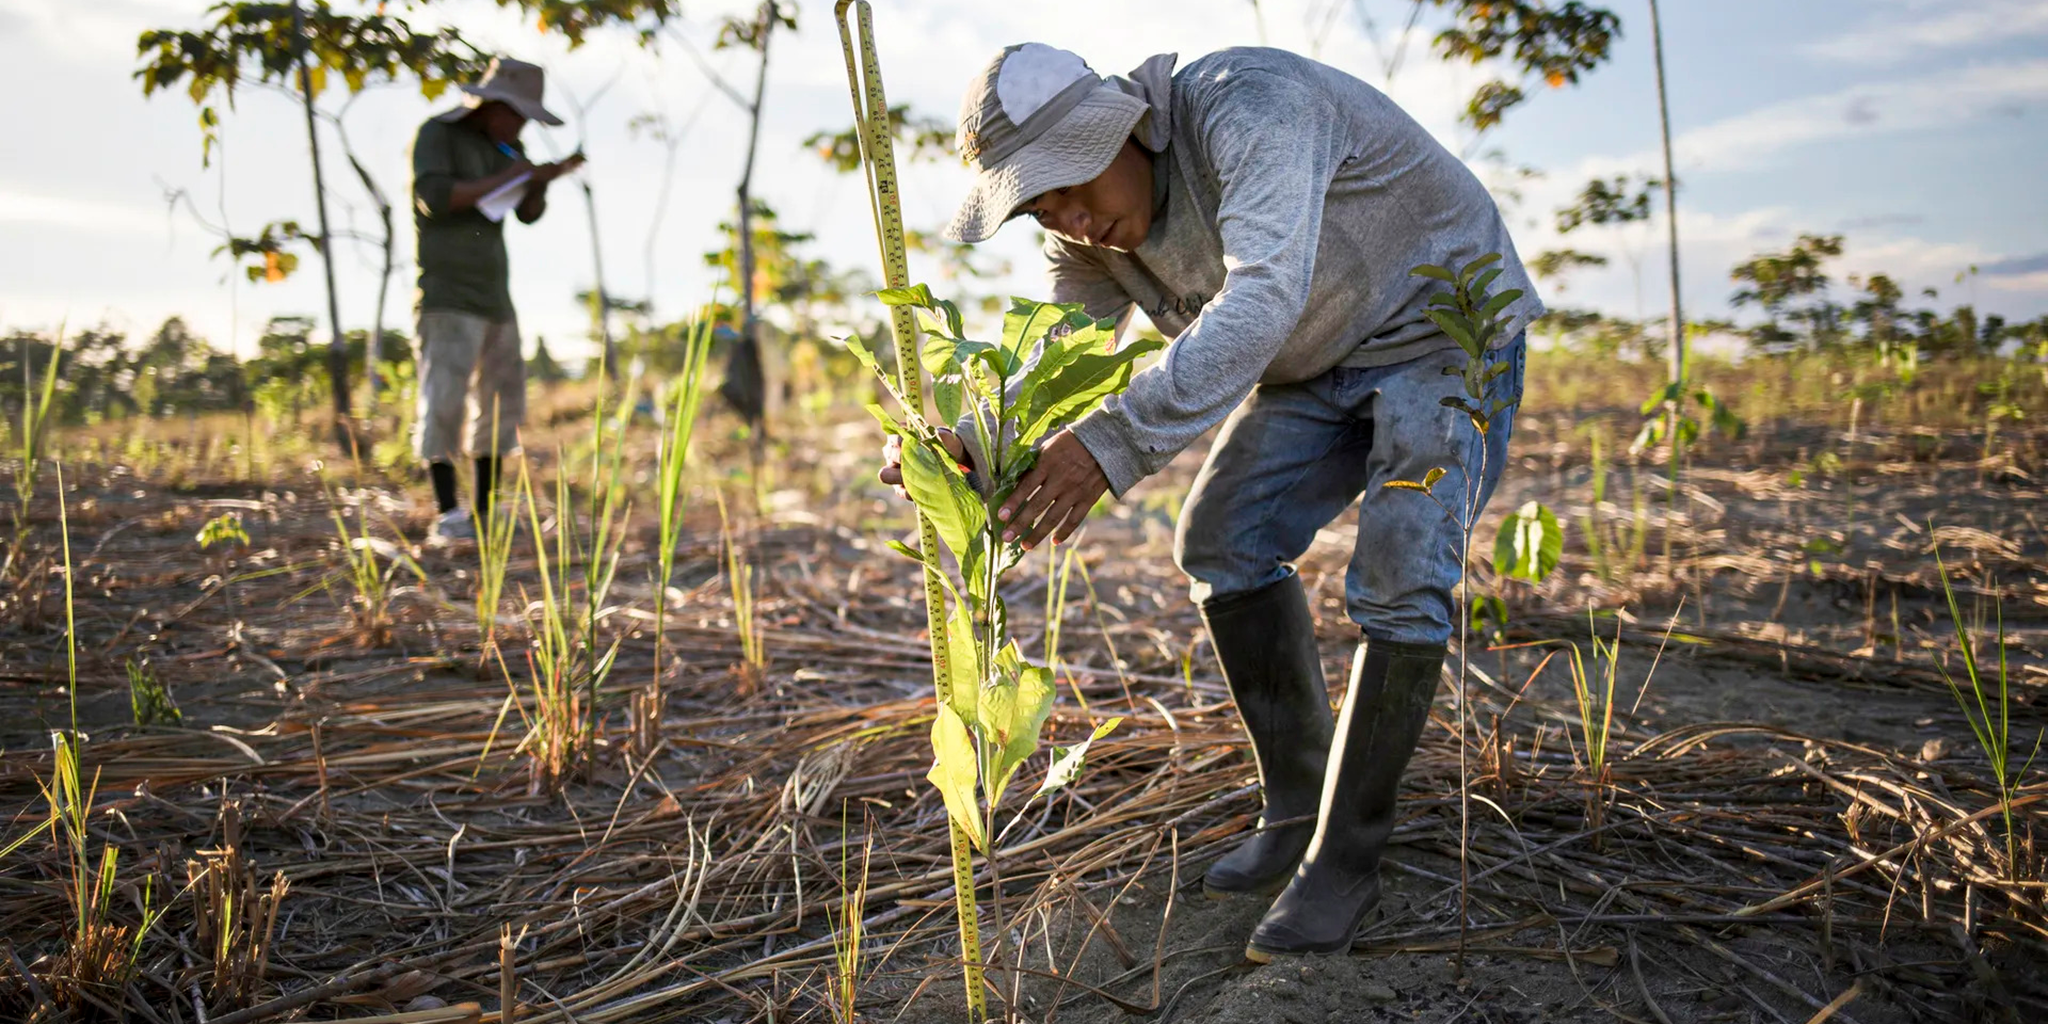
[1174,335,1526,645]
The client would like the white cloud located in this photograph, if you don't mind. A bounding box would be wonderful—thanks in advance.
[0,191,159,231]
[1673,59,2048,173]
[1807,0,2048,63]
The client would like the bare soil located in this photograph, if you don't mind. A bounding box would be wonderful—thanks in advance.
[3,406,2045,1024]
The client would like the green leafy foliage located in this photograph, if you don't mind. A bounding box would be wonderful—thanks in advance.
[804,102,953,173]
[127,660,183,727]
[1631,382,1746,454]
[1554,175,1657,234]
[1412,253,1523,436]
[135,3,488,114]
[1932,544,2045,881]
[194,512,251,550]
[1429,0,1622,131]
[1494,500,1563,584]
[858,288,1155,852]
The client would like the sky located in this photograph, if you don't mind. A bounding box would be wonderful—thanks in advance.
[1,0,2045,361]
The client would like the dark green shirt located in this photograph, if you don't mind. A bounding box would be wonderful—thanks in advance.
[411,114,523,319]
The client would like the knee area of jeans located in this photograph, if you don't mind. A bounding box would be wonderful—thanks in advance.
[1194,570,1299,617]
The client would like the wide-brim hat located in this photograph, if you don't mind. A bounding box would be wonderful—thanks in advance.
[945,43,1147,244]
[442,56,564,127]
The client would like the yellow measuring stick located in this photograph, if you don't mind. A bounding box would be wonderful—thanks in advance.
[834,3,987,1019]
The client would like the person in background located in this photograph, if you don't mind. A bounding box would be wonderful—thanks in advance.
[409,56,584,542]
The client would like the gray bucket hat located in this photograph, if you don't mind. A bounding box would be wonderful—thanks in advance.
[945,43,1149,244]
[436,56,564,127]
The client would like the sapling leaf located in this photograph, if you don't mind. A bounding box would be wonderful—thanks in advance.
[1457,252,1503,287]
[898,439,985,563]
[945,598,982,722]
[885,538,927,564]
[876,283,937,308]
[934,380,964,425]
[980,647,1057,810]
[1423,309,1479,353]
[927,704,987,851]
[1384,466,1447,493]
[920,334,964,376]
[1494,501,1564,584]
[1009,314,1118,418]
[1002,299,1080,365]
[1471,268,1504,302]
[935,297,966,340]
[1411,263,1457,283]
[1016,339,1166,447]
[1479,288,1522,322]
[1033,717,1123,801]
[1631,417,1664,454]
[1638,382,1682,416]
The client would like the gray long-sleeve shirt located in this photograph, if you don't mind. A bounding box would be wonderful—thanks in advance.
[1054,47,1544,496]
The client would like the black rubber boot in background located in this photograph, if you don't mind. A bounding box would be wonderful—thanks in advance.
[474,456,501,518]
[1200,573,1336,897]
[429,460,460,514]
[1246,637,1446,959]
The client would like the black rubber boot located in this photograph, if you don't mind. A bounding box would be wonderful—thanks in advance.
[1200,574,1336,898]
[1245,637,1445,959]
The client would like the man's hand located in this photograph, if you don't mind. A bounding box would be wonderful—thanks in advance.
[533,153,587,184]
[998,429,1107,551]
[878,428,969,500]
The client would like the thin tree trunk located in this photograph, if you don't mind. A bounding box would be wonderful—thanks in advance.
[340,143,393,400]
[581,177,614,376]
[721,3,775,427]
[291,0,352,448]
[1651,0,1684,395]
[1650,0,1688,578]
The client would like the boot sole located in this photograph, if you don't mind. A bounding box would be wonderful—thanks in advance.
[1201,874,1293,901]
[1241,900,1382,963]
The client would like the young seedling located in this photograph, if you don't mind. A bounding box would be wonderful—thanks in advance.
[824,827,873,1024]
[127,659,182,728]
[642,315,714,743]
[1382,252,1543,960]
[0,465,168,1014]
[714,486,768,693]
[1478,499,1565,644]
[855,287,1146,1016]
[318,473,426,647]
[474,401,518,659]
[195,510,251,628]
[512,447,626,793]
[4,329,62,580]
[1932,544,2044,881]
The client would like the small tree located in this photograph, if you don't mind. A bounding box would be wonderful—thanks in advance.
[715,1,798,428]
[1730,233,1846,350]
[137,1,485,442]
[138,1,683,437]
[1419,1,1623,140]
[1555,174,1660,327]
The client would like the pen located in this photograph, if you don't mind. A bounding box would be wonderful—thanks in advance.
[495,142,520,160]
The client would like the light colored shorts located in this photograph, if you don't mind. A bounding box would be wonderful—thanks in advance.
[413,309,525,462]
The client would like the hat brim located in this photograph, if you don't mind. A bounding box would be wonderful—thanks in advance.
[457,84,566,127]
[945,89,1145,244]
